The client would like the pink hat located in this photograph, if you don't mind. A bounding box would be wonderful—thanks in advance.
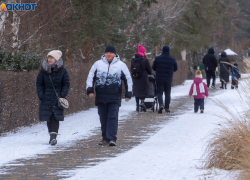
[138,45,146,53]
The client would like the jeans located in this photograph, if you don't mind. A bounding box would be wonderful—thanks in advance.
[156,81,172,109]
[194,98,204,112]
[98,103,119,141]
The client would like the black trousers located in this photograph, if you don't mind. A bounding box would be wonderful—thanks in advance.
[205,70,216,87]
[136,97,145,106]
[194,98,204,112]
[98,103,119,142]
[231,79,238,89]
[47,113,59,133]
[156,81,172,109]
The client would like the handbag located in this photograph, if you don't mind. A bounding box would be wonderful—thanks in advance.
[49,75,69,109]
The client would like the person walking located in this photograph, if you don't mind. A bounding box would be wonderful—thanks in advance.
[86,45,132,146]
[36,50,70,146]
[189,70,209,113]
[218,52,230,89]
[152,46,178,114]
[131,45,152,112]
[203,48,218,89]
[231,63,241,89]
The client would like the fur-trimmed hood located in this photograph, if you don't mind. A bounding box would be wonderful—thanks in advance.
[41,58,64,74]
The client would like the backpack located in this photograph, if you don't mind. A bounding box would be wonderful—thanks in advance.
[131,58,143,79]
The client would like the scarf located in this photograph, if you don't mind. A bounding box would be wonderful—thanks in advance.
[136,52,147,58]
[192,83,205,96]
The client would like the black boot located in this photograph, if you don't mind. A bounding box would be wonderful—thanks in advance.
[49,134,53,144]
[220,82,224,89]
[136,104,139,112]
[136,97,139,112]
[158,105,164,114]
[225,83,227,89]
[50,132,57,146]
[165,108,170,113]
[140,100,146,112]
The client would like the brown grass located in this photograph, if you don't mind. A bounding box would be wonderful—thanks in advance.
[202,59,250,179]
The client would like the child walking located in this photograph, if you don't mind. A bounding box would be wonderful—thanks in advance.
[189,70,209,113]
[231,63,241,89]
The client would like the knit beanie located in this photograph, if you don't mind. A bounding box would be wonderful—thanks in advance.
[138,45,146,53]
[162,46,170,53]
[47,50,62,61]
[195,70,202,78]
[137,45,147,58]
[105,45,116,55]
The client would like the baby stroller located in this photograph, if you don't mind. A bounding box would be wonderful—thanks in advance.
[139,74,158,112]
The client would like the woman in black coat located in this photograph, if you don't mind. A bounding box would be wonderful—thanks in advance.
[131,45,152,112]
[36,50,70,145]
[219,51,230,89]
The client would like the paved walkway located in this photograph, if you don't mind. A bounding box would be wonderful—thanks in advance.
[0,87,219,180]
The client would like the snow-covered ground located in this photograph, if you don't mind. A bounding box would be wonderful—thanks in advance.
[0,76,247,179]
[62,77,247,180]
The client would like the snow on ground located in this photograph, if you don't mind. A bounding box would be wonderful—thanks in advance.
[62,77,248,180]
[0,77,192,167]
[0,75,248,180]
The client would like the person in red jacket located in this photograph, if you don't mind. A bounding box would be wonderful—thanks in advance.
[189,70,209,113]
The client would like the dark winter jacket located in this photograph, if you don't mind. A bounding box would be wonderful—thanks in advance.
[86,54,133,106]
[219,52,230,82]
[36,58,70,122]
[203,48,218,71]
[131,54,152,98]
[152,52,178,82]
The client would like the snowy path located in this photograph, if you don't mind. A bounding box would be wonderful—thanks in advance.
[0,78,244,180]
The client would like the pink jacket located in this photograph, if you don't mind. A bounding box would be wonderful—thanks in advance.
[189,78,209,99]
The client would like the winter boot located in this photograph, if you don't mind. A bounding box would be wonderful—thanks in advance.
[158,105,164,114]
[49,134,53,144]
[99,139,109,145]
[140,100,147,112]
[220,82,224,89]
[109,140,116,146]
[200,109,204,113]
[136,104,139,112]
[50,132,57,146]
[165,108,170,113]
[225,83,227,89]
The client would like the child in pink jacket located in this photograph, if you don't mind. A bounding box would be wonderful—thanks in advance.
[189,70,209,113]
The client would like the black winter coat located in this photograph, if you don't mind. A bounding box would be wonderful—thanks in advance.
[36,59,70,121]
[219,52,230,82]
[131,54,152,98]
[203,48,218,71]
[152,52,178,82]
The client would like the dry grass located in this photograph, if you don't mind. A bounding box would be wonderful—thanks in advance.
[202,59,250,179]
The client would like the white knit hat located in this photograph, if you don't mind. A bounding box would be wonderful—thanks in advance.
[47,50,62,61]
